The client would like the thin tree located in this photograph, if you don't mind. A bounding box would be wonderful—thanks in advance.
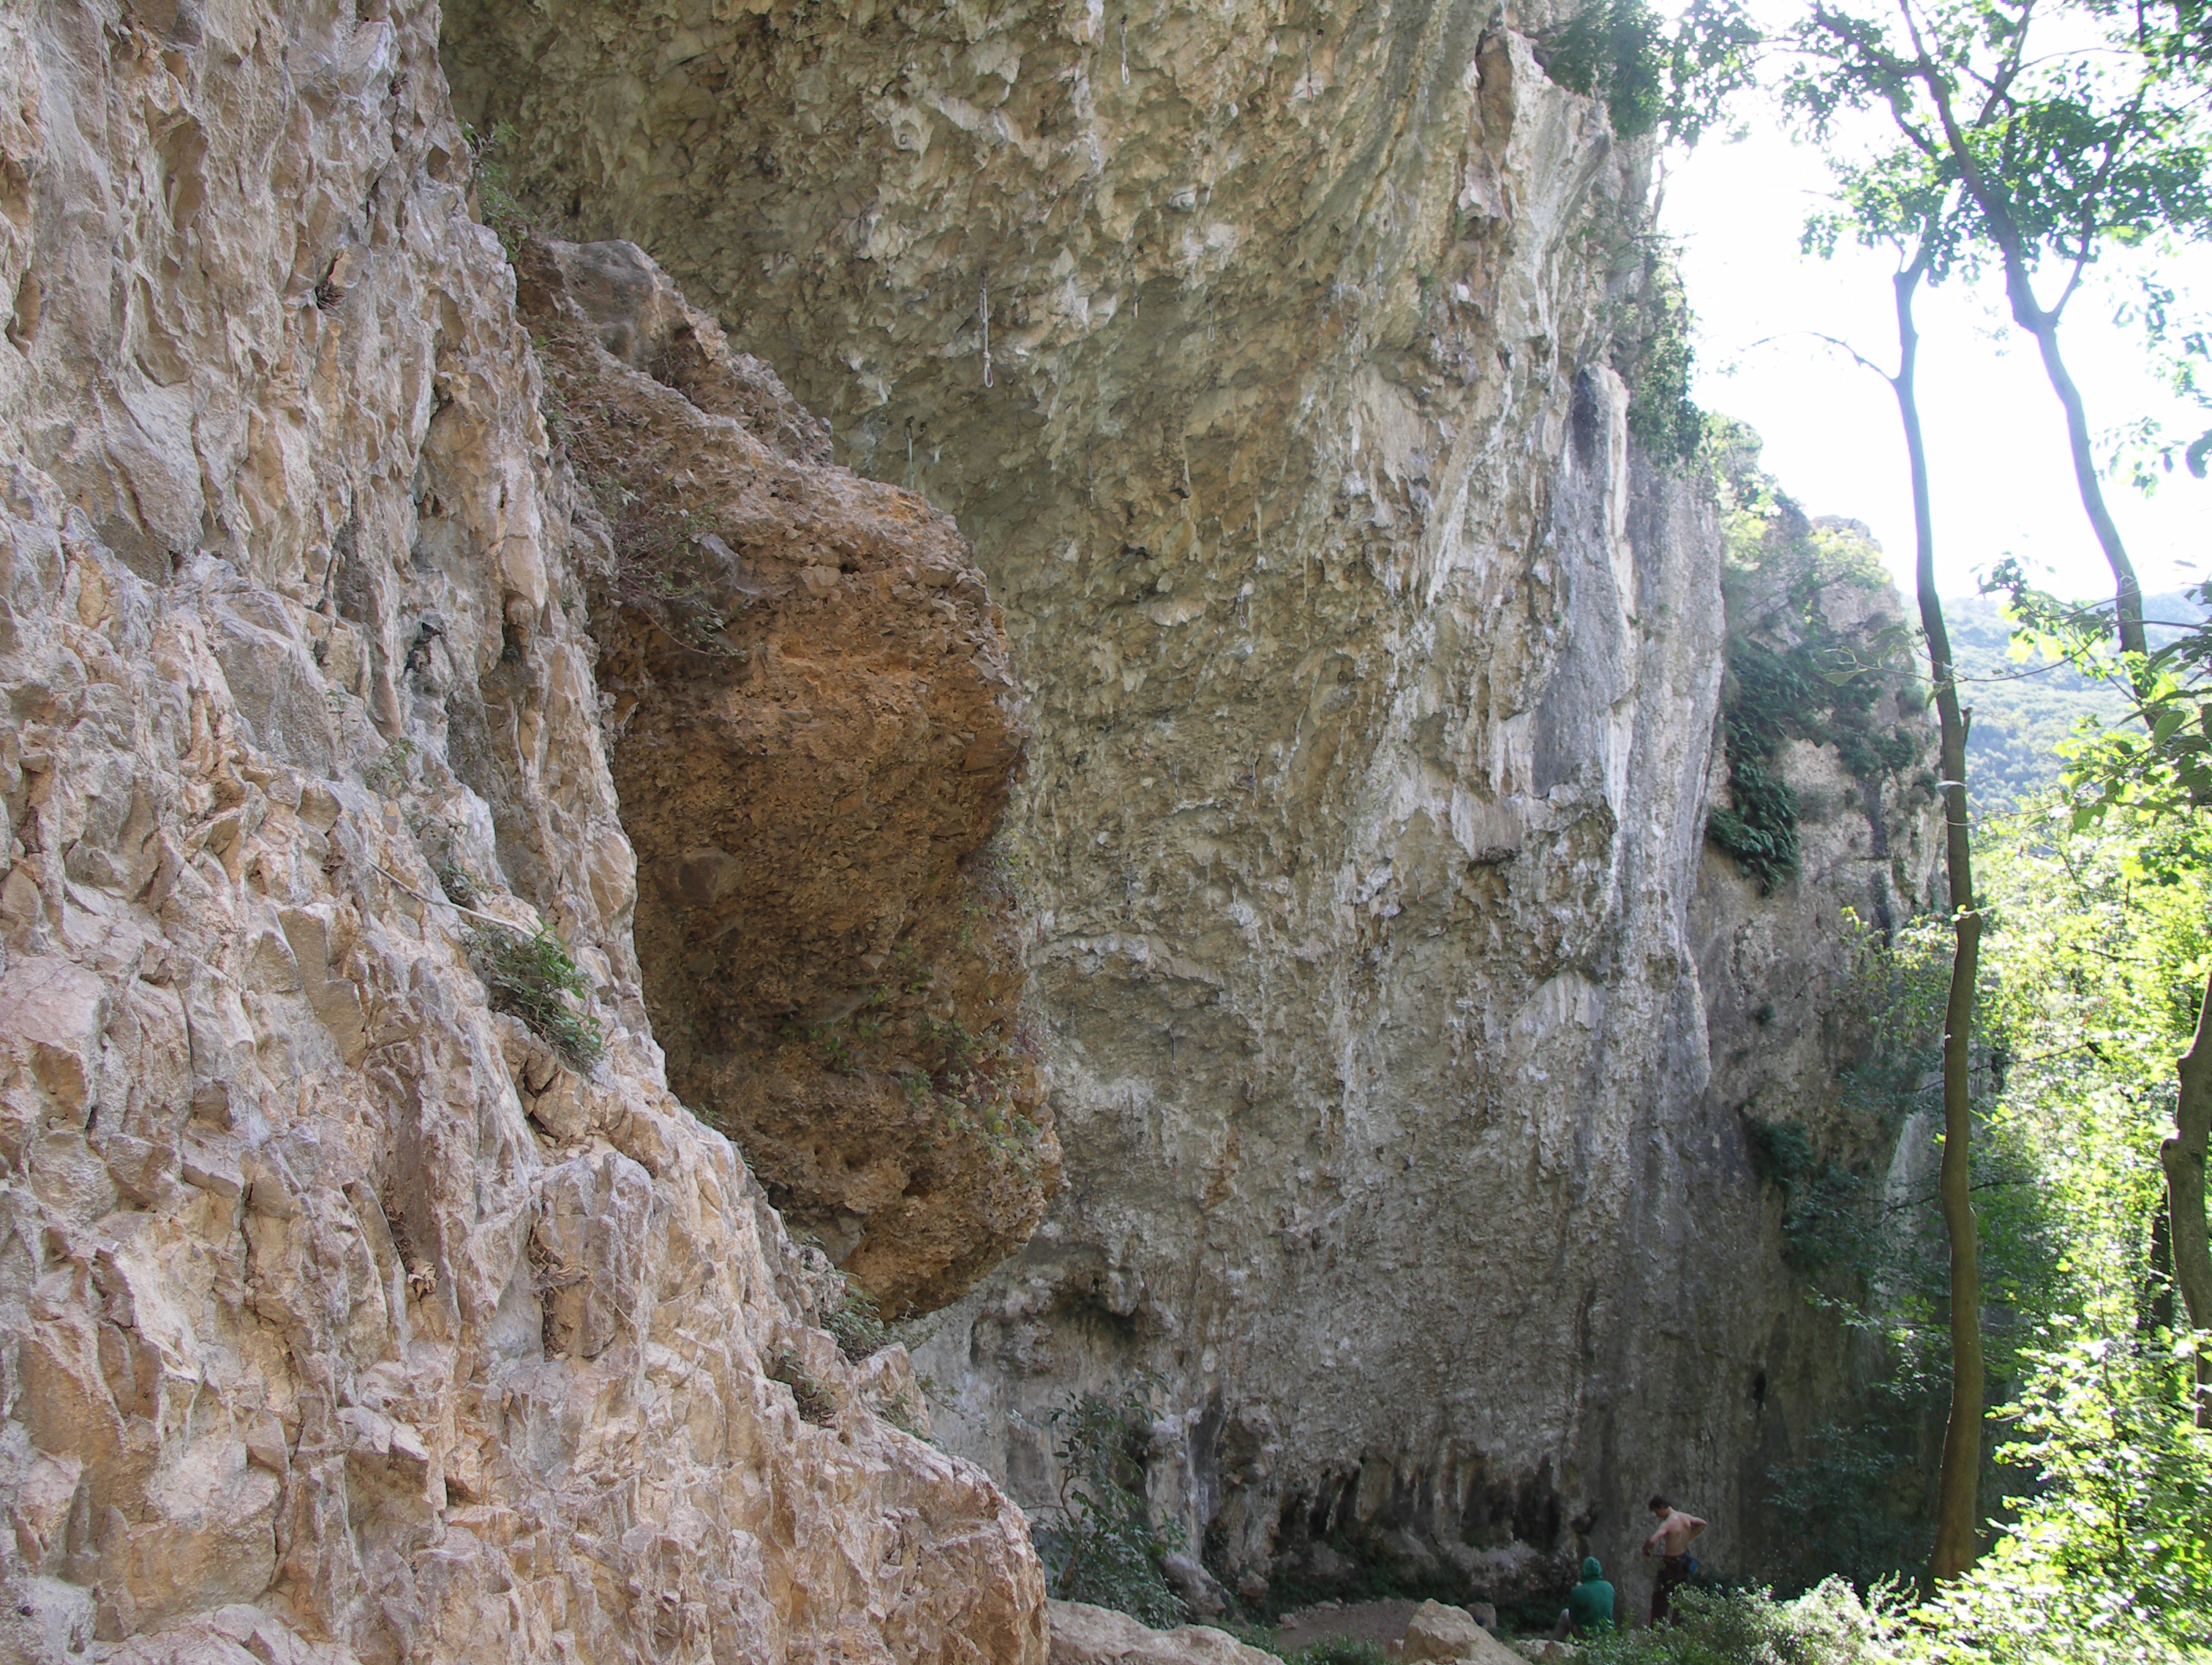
[2172,963,2212,1424]
[1888,240,1987,1579]
[1797,208,1987,1575]
[1799,0,2212,1442]
[1799,0,2212,666]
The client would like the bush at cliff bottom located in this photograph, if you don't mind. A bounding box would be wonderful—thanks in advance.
[1580,1583,1892,1665]
[1037,1385,1189,1629]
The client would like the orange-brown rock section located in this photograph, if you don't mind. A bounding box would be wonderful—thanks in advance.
[516,238,1058,1316]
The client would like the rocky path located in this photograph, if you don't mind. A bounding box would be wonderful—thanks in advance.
[1274,1598,1426,1653]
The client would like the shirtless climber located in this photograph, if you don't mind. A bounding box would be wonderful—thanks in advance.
[1641,1495,1707,1624]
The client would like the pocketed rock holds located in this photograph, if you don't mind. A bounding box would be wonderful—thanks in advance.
[0,1,1047,1661]
[1388,1602,1525,1665]
[514,233,1059,1317]
[1045,1601,1279,1665]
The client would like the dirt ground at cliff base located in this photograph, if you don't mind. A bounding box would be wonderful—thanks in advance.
[1274,1598,1425,1653]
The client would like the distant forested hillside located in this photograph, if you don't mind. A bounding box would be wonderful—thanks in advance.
[1946,589,2207,810]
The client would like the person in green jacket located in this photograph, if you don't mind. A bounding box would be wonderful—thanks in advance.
[1553,1557,1616,1638]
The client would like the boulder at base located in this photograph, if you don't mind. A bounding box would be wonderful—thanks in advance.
[1047,1601,1278,1665]
[1388,1601,1528,1665]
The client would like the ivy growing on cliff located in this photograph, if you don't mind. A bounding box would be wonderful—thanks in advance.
[1612,249,1707,465]
[1709,641,1814,892]
[1536,0,1763,469]
[1533,0,1762,145]
[1705,421,1930,892]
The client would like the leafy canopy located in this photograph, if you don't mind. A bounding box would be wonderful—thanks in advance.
[1787,0,2212,282]
[1985,562,2212,824]
[1537,0,1764,143]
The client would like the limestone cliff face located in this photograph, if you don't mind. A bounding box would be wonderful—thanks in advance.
[0,4,1045,1661]
[439,0,1938,1615]
[514,236,1058,1318]
[441,0,1746,1597]
[1681,501,1944,1579]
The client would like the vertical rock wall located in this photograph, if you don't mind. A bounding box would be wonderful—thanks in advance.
[1682,492,1944,1579]
[0,4,1045,1661]
[514,234,1060,1320]
[441,0,1938,1612]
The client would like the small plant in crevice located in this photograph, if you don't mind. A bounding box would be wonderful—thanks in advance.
[975,830,1034,912]
[462,121,531,257]
[781,1018,858,1075]
[433,860,480,907]
[363,737,418,797]
[822,1272,893,1364]
[911,1013,1047,1166]
[890,939,932,996]
[876,1380,936,1446]
[917,1013,984,1075]
[418,816,482,906]
[584,469,745,655]
[768,1348,836,1427]
[1039,1381,1188,1629]
[467,924,605,1070]
[679,1100,731,1140]
[538,380,568,443]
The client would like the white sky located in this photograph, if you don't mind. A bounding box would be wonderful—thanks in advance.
[1661,104,2211,606]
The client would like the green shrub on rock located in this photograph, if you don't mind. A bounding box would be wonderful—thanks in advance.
[1039,1384,1189,1630]
[1580,1582,1895,1665]
[467,924,604,1070]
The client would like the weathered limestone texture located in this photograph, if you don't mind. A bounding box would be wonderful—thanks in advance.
[0,3,1045,1661]
[1682,505,1943,1580]
[1385,1600,1521,1665]
[443,0,1937,1609]
[1043,1601,1275,1665]
[514,235,1058,1317]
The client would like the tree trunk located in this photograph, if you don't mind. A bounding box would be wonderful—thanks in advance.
[2010,297,2148,661]
[1891,254,1985,1578]
[2171,968,2212,1427]
[1911,55,2148,661]
[1912,0,2202,1447]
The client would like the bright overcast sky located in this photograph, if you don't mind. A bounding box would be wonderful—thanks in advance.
[1662,101,2211,606]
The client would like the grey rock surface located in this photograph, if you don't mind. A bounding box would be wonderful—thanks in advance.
[1045,1601,1276,1665]
[0,3,1046,1660]
[1391,1601,1523,1664]
[441,0,1940,1609]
